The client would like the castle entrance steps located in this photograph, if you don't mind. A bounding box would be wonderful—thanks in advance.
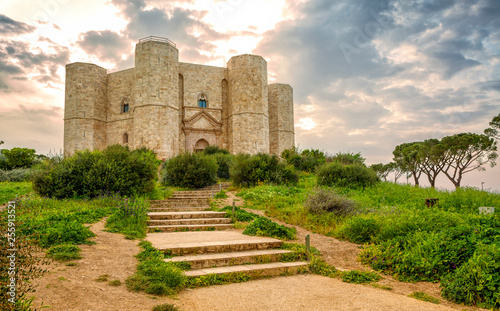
[146,187,307,281]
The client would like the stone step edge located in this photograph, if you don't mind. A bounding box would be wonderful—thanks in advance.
[184,261,308,277]
[148,211,227,219]
[165,249,292,267]
[147,218,232,225]
[157,240,282,255]
[148,207,211,212]
[147,224,234,233]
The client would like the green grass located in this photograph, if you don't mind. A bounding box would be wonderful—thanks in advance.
[46,244,82,261]
[0,181,32,204]
[408,291,440,304]
[340,270,381,284]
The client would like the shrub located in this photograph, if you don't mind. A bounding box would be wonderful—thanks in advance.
[46,244,82,261]
[308,256,337,277]
[441,243,500,310]
[327,152,366,165]
[282,148,326,172]
[33,145,158,199]
[335,215,381,244]
[0,168,35,182]
[317,162,379,188]
[213,153,233,180]
[304,188,357,215]
[202,146,230,155]
[1,147,36,168]
[0,233,48,311]
[162,152,218,189]
[231,153,298,187]
[243,216,296,240]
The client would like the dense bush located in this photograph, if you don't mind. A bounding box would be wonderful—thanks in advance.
[335,215,381,244]
[202,146,230,155]
[1,147,36,168]
[243,216,296,240]
[231,153,298,186]
[33,145,158,199]
[213,153,233,180]
[304,188,357,215]
[326,152,366,165]
[281,148,326,172]
[317,162,379,188]
[441,243,500,310]
[162,152,218,189]
[0,168,35,182]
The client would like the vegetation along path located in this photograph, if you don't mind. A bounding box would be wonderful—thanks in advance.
[27,188,486,311]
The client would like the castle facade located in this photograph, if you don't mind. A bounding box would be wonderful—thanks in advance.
[64,36,295,159]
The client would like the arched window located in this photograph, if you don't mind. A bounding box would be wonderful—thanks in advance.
[194,139,209,152]
[198,93,208,108]
[123,133,129,144]
[122,97,130,113]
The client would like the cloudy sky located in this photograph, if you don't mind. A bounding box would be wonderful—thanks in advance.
[1,0,499,191]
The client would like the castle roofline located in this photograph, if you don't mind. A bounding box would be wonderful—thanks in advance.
[66,62,107,71]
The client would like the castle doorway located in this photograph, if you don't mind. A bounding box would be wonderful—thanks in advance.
[194,139,209,153]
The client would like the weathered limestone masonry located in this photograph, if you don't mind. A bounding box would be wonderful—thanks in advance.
[64,36,295,159]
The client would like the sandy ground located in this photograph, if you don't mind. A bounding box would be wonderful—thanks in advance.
[28,192,486,311]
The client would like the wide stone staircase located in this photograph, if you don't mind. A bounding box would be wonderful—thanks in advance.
[146,184,308,279]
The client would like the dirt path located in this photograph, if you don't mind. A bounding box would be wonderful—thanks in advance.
[30,219,178,311]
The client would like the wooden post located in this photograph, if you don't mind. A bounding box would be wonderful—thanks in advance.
[306,234,311,262]
[220,183,222,192]
[211,188,214,199]
[232,201,235,214]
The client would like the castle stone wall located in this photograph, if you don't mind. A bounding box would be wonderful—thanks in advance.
[269,83,295,155]
[107,68,135,146]
[227,55,269,154]
[64,62,107,155]
[134,40,179,159]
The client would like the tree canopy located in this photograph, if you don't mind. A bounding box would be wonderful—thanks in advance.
[484,112,500,140]
[392,133,497,189]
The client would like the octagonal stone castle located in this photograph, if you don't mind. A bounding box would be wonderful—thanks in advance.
[64,36,295,159]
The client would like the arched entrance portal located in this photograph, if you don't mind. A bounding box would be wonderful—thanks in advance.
[194,139,209,153]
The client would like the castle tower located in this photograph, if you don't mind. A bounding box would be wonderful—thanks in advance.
[64,63,107,156]
[269,83,295,155]
[227,55,269,154]
[133,37,180,158]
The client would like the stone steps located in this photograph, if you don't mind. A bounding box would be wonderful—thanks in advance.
[157,238,284,256]
[146,185,307,282]
[165,249,293,269]
[148,218,232,226]
[184,262,308,278]
[148,223,234,233]
[150,202,210,208]
[149,207,211,212]
[149,211,227,220]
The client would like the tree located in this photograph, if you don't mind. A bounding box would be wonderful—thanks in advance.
[484,112,500,140]
[1,147,36,168]
[393,142,424,187]
[370,163,392,181]
[387,162,406,183]
[418,139,446,188]
[441,133,497,189]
